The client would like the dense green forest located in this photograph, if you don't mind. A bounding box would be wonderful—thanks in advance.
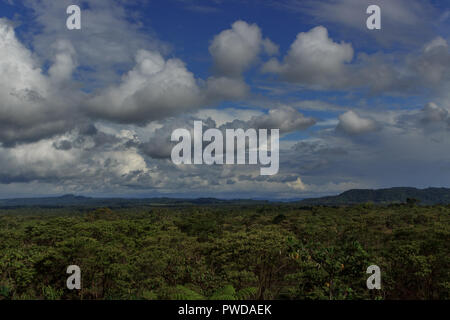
[0,203,449,300]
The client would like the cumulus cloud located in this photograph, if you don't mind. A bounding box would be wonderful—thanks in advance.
[424,37,448,53]
[85,50,203,123]
[336,111,377,134]
[85,50,248,124]
[396,102,450,133]
[421,102,449,124]
[262,25,450,94]
[0,20,79,146]
[287,177,307,190]
[349,36,450,94]
[262,26,354,87]
[290,0,437,47]
[414,37,450,87]
[48,39,77,83]
[414,102,450,133]
[282,106,450,198]
[0,139,78,184]
[210,20,277,77]
[2,102,450,199]
[138,106,314,161]
[249,106,316,134]
[204,76,249,101]
[53,139,73,151]
[195,108,263,127]
[24,0,166,86]
[0,127,151,189]
[1,1,450,199]
[138,117,215,160]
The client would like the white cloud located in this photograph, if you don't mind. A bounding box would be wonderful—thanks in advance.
[336,110,377,134]
[289,0,437,46]
[85,50,248,124]
[422,102,448,122]
[1,2,450,198]
[262,26,450,95]
[0,127,151,191]
[0,20,78,146]
[287,177,307,190]
[204,76,249,101]
[85,50,203,123]
[249,106,316,134]
[415,37,450,86]
[195,108,263,127]
[262,26,353,87]
[210,20,277,77]
[48,39,77,83]
[424,37,448,53]
[25,0,167,86]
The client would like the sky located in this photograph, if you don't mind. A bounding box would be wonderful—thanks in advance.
[0,0,449,199]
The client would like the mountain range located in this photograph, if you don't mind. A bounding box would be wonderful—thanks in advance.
[298,187,450,206]
[0,187,449,207]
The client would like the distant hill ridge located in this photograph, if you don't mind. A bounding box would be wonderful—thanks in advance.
[0,194,267,208]
[299,187,450,205]
[0,187,449,207]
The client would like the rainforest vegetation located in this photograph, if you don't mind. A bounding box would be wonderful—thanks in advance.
[0,202,449,300]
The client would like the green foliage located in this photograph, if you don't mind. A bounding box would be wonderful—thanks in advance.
[272,214,286,224]
[236,287,258,300]
[170,285,205,300]
[208,285,257,300]
[209,285,236,300]
[0,203,448,300]
[41,285,63,300]
[0,284,11,299]
[300,187,450,205]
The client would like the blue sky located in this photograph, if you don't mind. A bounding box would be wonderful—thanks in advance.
[0,0,449,199]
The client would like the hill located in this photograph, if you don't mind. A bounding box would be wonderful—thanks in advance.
[1,187,450,207]
[0,194,267,208]
[299,187,450,205]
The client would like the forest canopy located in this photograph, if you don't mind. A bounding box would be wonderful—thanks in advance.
[0,203,449,300]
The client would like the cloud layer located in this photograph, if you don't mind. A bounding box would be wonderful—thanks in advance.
[0,0,449,198]
[0,20,78,146]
